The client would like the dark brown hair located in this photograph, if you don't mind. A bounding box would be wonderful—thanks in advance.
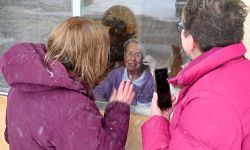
[182,0,248,52]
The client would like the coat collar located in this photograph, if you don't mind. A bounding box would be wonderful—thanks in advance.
[169,42,246,87]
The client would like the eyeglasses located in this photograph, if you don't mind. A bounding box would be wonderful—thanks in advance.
[125,51,143,59]
[176,21,184,32]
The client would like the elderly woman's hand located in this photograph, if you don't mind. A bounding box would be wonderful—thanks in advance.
[110,80,134,105]
[143,55,156,68]
[143,55,156,76]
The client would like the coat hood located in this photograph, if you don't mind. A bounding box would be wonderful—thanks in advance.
[169,42,246,87]
[0,43,87,93]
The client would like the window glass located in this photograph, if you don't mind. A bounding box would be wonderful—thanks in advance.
[0,0,72,93]
[0,0,187,115]
[83,0,187,115]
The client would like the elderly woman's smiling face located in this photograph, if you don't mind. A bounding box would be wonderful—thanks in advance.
[124,42,143,72]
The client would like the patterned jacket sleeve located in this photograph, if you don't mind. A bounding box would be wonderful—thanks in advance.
[98,101,130,149]
[52,98,130,150]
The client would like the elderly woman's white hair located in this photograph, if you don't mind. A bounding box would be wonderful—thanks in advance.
[124,38,145,57]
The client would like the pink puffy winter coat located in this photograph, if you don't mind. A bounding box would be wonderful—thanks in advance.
[142,42,250,150]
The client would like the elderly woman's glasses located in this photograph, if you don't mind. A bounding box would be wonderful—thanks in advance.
[125,51,143,59]
[176,21,184,32]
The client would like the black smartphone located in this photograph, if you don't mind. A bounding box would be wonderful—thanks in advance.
[155,68,172,110]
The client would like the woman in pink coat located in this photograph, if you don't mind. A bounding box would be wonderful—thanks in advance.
[141,0,250,149]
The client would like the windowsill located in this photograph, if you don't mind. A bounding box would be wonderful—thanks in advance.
[96,101,150,116]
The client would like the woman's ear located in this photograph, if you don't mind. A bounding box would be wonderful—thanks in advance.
[181,31,197,58]
[187,35,196,52]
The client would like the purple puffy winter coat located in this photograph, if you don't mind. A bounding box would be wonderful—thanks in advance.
[0,43,130,150]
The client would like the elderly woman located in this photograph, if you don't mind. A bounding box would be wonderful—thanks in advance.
[94,38,155,106]
[142,0,250,149]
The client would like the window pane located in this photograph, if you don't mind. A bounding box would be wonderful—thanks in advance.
[0,0,72,93]
[83,0,186,115]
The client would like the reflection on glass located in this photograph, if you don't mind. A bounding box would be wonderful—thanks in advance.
[82,0,187,111]
[0,0,72,93]
[169,45,183,78]
[102,5,137,71]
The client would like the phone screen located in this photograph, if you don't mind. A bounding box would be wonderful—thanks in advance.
[155,68,172,110]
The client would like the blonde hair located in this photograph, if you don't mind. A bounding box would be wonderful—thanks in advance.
[45,17,110,89]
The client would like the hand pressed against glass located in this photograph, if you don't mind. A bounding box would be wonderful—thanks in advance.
[110,80,135,105]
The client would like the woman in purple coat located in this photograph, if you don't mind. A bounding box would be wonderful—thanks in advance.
[1,17,134,150]
[94,38,155,106]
